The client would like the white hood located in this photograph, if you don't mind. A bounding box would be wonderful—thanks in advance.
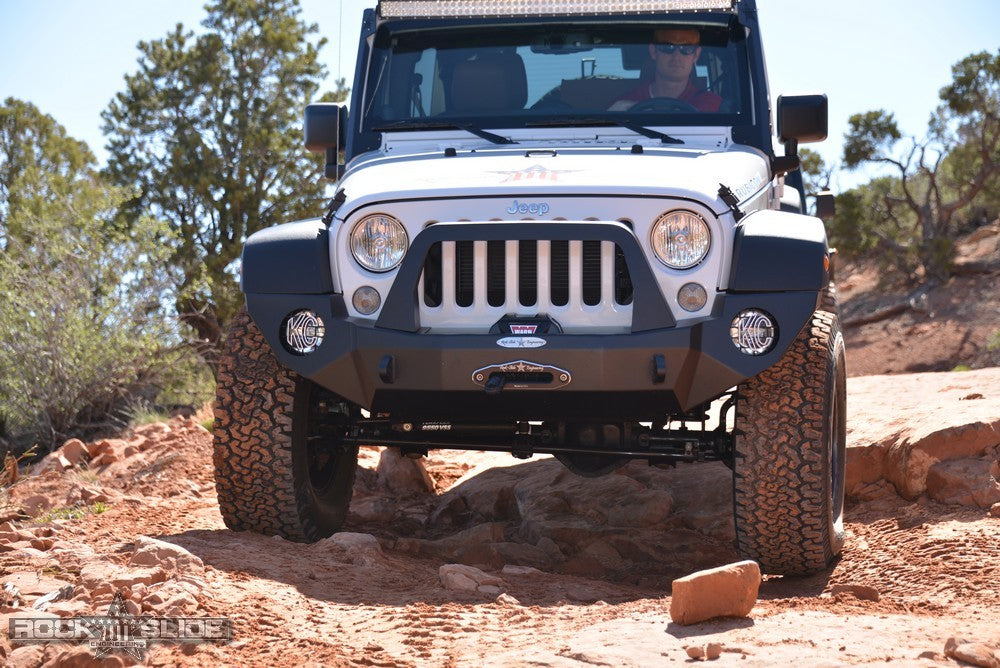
[336,131,772,217]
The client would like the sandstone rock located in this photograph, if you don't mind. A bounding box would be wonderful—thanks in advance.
[90,451,121,468]
[494,541,552,569]
[28,537,54,551]
[376,448,435,495]
[669,560,761,625]
[394,523,505,563]
[2,572,72,598]
[6,646,45,668]
[85,439,125,459]
[347,496,396,523]
[706,643,724,660]
[145,581,199,616]
[846,444,888,496]
[130,536,205,575]
[535,537,565,562]
[686,645,705,659]
[440,569,478,592]
[58,439,88,466]
[133,422,170,438]
[830,583,880,602]
[32,452,73,475]
[883,420,1000,500]
[501,564,543,577]
[944,637,1000,668]
[439,564,504,594]
[312,532,384,567]
[20,495,53,517]
[926,457,1000,508]
[496,592,521,605]
[0,508,22,524]
[849,479,900,502]
[47,599,91,618]
[79,563,166,594]
[32,584,75,611]
[990,502,1000,518]
[42,644,128,667]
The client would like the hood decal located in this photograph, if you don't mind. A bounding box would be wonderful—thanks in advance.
[490,164,580,183]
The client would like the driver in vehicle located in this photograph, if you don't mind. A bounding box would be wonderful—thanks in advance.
[609,28,723,112]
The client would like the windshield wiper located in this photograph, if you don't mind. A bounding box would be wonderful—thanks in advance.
[373,121,517,145]
[524,117,684,145]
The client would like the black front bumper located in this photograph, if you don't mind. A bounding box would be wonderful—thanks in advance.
[246,289,818,421]
[242,218,826,421]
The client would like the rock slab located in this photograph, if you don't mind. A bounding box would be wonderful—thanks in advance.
[669,560,761,625]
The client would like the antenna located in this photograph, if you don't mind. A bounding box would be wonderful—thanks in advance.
[338,0,344,81]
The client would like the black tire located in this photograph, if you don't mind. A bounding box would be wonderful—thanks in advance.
[732,309,846,575]
[819,281,839,317]
[213,308,359,541]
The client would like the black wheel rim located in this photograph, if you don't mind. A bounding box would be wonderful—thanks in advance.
[302,382,356,499]
[829,348,847,527]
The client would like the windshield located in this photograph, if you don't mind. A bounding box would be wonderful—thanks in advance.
[363,19,749,132]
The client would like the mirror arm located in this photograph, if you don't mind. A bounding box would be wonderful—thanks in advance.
[772,138,800,176]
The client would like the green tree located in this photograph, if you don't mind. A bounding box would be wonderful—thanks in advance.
[841,50,999,281]
[0,98,95,244]
[798,147,833,198]
[102,0,346,363]
[0,101,197,450]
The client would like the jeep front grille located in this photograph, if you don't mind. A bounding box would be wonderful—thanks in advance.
[418,240,634,333]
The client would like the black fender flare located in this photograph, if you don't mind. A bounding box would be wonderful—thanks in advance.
[241,219,334,295]
[729,210,829,292]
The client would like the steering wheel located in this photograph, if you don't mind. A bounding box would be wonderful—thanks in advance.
[629,97,698,113]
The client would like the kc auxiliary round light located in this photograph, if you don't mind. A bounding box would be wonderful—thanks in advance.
[730,309,777,355]
[650,210,710,269]
[350,214,408,272]
[352,286,381,315]
[677,282,708,312]
[284,310,325,355]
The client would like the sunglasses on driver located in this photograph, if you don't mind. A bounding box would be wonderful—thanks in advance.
[655,43,699,56]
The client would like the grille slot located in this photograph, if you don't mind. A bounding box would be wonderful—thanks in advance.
[420,237,634,332]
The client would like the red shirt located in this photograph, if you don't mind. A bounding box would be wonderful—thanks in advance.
[616,79,723,113]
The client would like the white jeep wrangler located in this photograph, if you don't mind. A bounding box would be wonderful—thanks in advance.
[214,0,845,576]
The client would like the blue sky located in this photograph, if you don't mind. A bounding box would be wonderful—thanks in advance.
[1,0,998,192]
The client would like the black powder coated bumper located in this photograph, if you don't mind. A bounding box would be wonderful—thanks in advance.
[242,219,826,421]
[244,288,818,421]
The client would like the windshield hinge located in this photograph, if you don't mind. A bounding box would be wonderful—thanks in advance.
[321,189,347,226]
[718,184,745,222]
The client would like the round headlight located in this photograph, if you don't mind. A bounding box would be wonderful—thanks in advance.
[650,210,711,269]
[350,214,408,272]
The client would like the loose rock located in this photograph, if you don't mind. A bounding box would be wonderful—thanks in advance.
[312,532,384,567]
[439,563,504,594]
[58,439,88,466]
[130,536,205,575]
[944,637,1000,668]
[376,448,435,495]
[926,457,1000,508]
[669,560,761,625]
[830,583,881,602]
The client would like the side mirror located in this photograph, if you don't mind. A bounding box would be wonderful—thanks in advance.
[814,191,836,220]
[305,103,347,180]
[777,94,828,144]
[773,93,828,176]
